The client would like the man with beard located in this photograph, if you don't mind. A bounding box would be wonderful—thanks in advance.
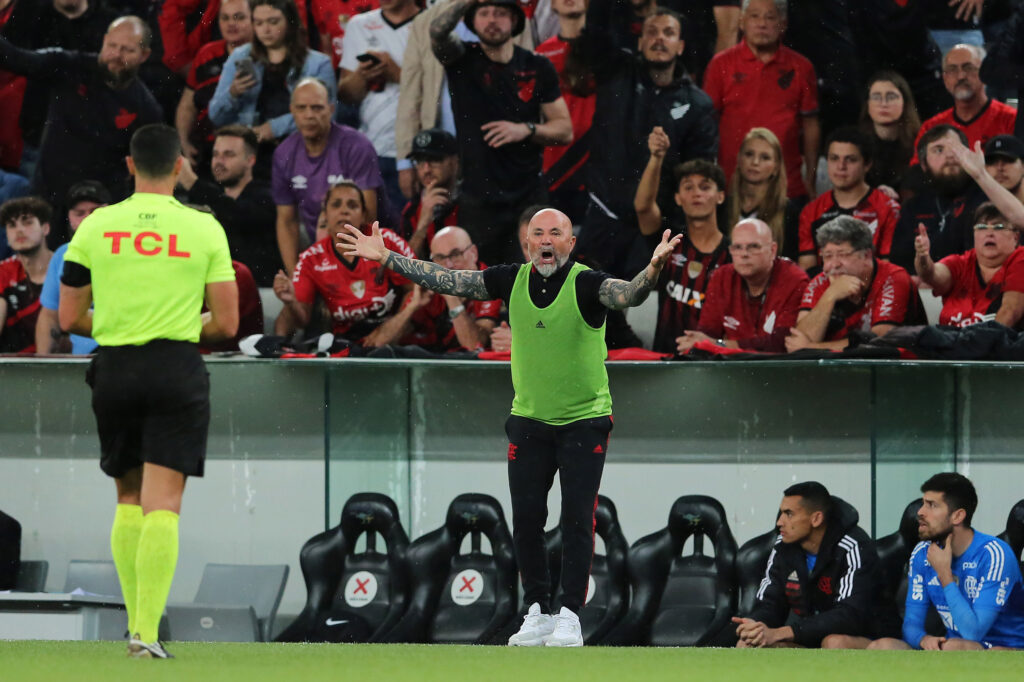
[575,0,718,278]
[178,125,280,286]
[0,196,53,353]
[866,473,1024,651]
[429,0,572,266]
[984,135,1024,206]
[891,126,988,270]
[398,128,460,259]
[911,44,1017,164]
[0,17,162,247]
[787,215,920,352]
[339,208,681,647]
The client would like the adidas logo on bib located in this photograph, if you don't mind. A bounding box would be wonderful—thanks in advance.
[536,320,546,329]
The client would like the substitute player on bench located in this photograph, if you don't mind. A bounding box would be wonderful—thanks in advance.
[59,123,239,659]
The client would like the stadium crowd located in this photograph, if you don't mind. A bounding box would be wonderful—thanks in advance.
[2,0,1024,356]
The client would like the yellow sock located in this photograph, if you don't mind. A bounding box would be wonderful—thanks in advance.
[134,510,179,643]
[110,504,143,635]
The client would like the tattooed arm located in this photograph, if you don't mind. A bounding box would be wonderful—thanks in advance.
[430,0,475,66]
[598,230,682,310]
[337,222,492,300]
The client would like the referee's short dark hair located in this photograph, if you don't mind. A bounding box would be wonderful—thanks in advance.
[215,124,259,157]
[130,124,182,178]
[1,196,53,227]
[784,481,832,519]
[921,472,978,527]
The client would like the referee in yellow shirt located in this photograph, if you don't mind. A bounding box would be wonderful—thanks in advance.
[59,124,239,659]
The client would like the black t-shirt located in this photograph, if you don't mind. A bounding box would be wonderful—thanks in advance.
[185,178,281,286]
[866,135,914,193]
[0,38,163,226]
[446,43,561,203]
[257,61,291,124]
[483,261,612,328]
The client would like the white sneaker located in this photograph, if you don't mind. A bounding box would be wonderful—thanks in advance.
[508,603,555,646]
[544,607,583,647]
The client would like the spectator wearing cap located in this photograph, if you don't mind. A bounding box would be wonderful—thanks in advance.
[34,181,109,354]
[398,128,460,259]
[984,135,1024,205]
[394,0,534,202]
[337,0,422,225]
[177,125,282,286]
[910,44,1017,165]
[915,201,1024,330]
[428,0,572,265]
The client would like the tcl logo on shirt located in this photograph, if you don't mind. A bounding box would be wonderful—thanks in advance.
[104,231,190,258]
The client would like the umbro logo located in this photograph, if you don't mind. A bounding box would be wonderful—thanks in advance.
[536,320,546,329]
[291,175,308,189]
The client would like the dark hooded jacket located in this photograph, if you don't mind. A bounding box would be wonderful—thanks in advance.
[748,496,879,647]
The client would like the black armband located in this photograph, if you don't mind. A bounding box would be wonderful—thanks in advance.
[61,261,91,287]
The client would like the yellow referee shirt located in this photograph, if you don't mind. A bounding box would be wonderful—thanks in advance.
[64,193,236,346]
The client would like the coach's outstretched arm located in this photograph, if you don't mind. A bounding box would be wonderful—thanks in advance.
[338,222,491,300]
[597,229,681,310]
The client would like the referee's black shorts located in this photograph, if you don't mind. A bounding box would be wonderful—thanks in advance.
[86,340,210,478]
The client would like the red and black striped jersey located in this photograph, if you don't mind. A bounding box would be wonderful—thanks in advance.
[798,188,900,259]
[653,233,730,353]
[0,255,42,353]
[187,39,230,143]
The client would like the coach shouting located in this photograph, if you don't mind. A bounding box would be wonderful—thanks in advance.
[340,208,680,647]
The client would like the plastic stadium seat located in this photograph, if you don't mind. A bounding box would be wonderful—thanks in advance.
[605,495,738,646]
[167,563,289,642]
[385,493,517,644]
[276,493,410,643]
[63,559,122,598]
[735,528,778,616]
[14,560,48,592]
[543,495,630,644]
[998,499,1024,570]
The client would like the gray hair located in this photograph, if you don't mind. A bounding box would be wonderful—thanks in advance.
[815,216,873,252]
[943,43,986,66]
[741,0,787,18]
[290,77,330,103]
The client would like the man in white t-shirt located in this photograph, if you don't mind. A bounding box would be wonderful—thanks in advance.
[338,0,422,222]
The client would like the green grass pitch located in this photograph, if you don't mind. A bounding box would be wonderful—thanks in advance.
[1,642,1019,682]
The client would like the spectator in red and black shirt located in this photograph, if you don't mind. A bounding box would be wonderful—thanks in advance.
[400,226,502,352]
[915,202,1024,330]
[534,0,594,224]
[0,17,163,247]
[910,44,1017,166]
[175,0,253,168]
[0,196,52,353]
[703,0,819,200]
[678,218,807,354]
[635,153,730,354]
[272,181,415,344]
[798,127,900,271]
[788,215,921,352]
[399,128,460,259]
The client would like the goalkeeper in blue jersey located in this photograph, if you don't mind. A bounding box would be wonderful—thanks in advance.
[868,473,1024,650]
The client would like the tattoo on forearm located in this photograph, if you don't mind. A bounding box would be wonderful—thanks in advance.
[598,268,656,310]
[429,0,473,64]
[384,252,490,300]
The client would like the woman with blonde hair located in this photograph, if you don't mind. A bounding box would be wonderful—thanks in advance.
[726,127,801,261]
